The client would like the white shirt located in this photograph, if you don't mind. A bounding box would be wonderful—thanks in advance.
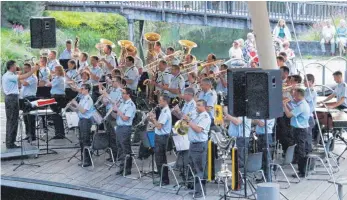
[47,59,60,72]
[124,65,139,91]
[21,75,38,97]
[229,47,243,59]
[134,56,143,70]
[59,49,72,60]
[78,61,89,73]
[322,26,336,40]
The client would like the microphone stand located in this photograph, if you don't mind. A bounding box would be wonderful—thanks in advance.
[13,111,40,171]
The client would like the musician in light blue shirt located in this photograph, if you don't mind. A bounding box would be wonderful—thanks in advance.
[304,74,317,153]
[86,56,102,85]
[20,64,38,98]
[164,65,185,99]
[37,56,50,87]
[59,40,72,60]
[66,60,80,89]
[123,56,139,92]
[283,88,310,177]
[215,64,228,95]
[198,78,217,121]
[319,71,347,109]
[150,60,171,95]
[112,88,137,175]
[148,95,172,185]
[225,112,252,168]
[48,50,60,72]
[172,88,197,120]
[50,73,65,95]
[70,83,94,167]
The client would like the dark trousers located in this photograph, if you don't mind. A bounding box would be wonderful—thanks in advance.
[292,127,308,175]
[189,142,208,194]
[5,94,19,147]
[276,115,294,152]
[21,96,37,139]
[79,118,92,164]
[306,117,315,153]
[106,116,118,159]
[116,126,132,172]
[155,134,169,183]
[51,95,66,137]
[257,133,273,174]
[236,137,250,168]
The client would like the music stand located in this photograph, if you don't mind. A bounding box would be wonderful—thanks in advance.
[13,111,40,171]
[139,131,156,183]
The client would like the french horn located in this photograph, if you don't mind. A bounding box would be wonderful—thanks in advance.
[173,113,191,136]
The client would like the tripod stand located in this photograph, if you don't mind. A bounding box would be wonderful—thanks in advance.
[13,112,40,171]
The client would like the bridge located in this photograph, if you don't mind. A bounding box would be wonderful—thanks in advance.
[46,1,347,41]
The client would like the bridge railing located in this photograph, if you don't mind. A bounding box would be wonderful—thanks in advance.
[48,1,347,22]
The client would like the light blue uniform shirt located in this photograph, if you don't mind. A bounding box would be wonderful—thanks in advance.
[188,111,211,143]
[106,87,123,111]
[290,99,310,128]
[228,117,252,138]
[305,87,317,115]
[334,82,347,107]
[124,66,139,91]
[78,61,89,73]
[2,71,19,95]
[78,94,94,119]
[38,67,50,83]
[66,69,79,88]
[59,49,72,60]
[78,80,93,96]
[90,66,103,85]
[156,70,171,94]
[216,73,228,94]
[167,74,185,98]
[155,106,172,135]
[50,76,65,95]
[198,89,217,119]
[116,99,136,126]
[48,59,60,72]
[255,119,275,134]
[22,75,38,97]
[182,99,197,119]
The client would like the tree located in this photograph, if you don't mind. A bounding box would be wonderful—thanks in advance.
[1,1,45,27]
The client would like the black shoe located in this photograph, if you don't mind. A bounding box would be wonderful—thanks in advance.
[81,163,92,167]
[106,158,114,162]
[7,144,20,149]
[51,135,65,140]
[124,171,131,176]
[23,136,30,140]
[116,170,124,175]
[153,181,169,186]
[292,173,305,178]
[194,192,204,198]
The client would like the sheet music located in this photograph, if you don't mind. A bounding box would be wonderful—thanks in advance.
[172,129,190,151]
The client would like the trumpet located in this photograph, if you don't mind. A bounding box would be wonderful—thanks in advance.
[143,50,184,74]
[198,60,225,73]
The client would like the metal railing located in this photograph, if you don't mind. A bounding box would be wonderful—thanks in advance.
[47,1,347,22]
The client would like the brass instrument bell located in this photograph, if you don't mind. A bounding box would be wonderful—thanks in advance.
[179,40,197,55]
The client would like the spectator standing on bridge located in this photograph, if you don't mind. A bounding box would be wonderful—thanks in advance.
[336,19,347,56]
[320,20,336,56]
[273,19,292,42]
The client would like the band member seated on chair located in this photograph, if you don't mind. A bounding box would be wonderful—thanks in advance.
[283,88,310,178]
[255,118,275,176]
[2,60,39,148]
[70,84,94,167]
[101,44,117,73]
[123,56,139,100]
[99,76,123,161]
[318,71,347,109]
[65,60,79,101]
[48,50,60,73]
[37,56,50,87]
[19,63,38,142]
[304,74,317,151]
[112,88,136,176]
[148,60,171,101]
[148,95,172,186]
[85,56,102,102]
[198,78,217,124]
[224,112,252,168]
[182,99,211,198]
[47,66,66,139]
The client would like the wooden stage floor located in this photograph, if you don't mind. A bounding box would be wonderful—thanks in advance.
[1,103,347,200]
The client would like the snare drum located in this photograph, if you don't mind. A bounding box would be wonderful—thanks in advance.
[65,112,80,128]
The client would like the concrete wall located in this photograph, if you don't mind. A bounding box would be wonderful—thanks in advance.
[290,41,330,56]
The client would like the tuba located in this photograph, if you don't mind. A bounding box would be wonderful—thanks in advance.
[173,113,191,136]
[179,40,197,56]
[39,49,50,57]
[118,40,134,66]
[144,32,161,65]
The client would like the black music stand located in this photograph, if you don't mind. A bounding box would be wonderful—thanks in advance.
[13,111,41,171]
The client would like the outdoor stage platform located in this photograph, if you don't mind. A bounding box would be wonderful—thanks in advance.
[1,103,347,200]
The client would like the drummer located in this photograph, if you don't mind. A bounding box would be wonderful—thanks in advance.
[318,71,347,110]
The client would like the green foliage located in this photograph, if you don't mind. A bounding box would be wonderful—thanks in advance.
[1,1,44,27]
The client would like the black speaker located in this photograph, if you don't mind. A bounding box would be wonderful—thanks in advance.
[245,70,283,119]
[30,17,56,49]
[227,68,261,116]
